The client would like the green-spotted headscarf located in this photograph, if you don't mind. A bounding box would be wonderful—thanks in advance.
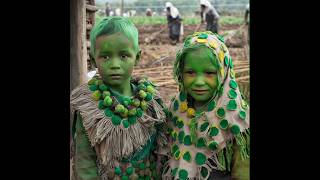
[164,31,249,179]
[174,31,231,94]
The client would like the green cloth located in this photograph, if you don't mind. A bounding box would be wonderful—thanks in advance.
[231,141,250,180]
[73,112,100,180]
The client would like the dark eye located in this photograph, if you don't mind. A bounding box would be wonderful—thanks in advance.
[121,54,129,60]
[101,55,110,60]
[185,70,195,75]
[205,71,217,76]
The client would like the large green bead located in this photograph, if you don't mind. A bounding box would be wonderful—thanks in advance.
[123,98,131,107]
[99,84,108,91]
[126,167,134,175]
[102,91,111,99]
[88,78,97,85]
[146,85,155,94]
[139,162,145,170]
[103,96,113,106]
[111,115,122,125]
[140,100,148,110]
[92,90,101,101]
[145,93,152,101]
[132,98,140,107]
[138,84,147,91]
[104,108,113,117]
[115,104,125,113]
[139,90,147,99]
[128,115,137,124]
[122,119,130,128]
[98,100,105,109]
[121,176,129,180]
[95,80,103,86]
[128,108,137,116]
[114,166,122,175]
[120,108,128,118]
[89,84,98,91]
[136,108,143,118]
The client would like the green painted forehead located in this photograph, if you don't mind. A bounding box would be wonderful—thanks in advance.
[183,45,218,69]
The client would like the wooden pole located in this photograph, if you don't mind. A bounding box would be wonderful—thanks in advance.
[70,0,87,91]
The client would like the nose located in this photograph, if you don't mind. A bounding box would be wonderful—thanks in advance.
[110,58,121,70]
[194,75,206,86]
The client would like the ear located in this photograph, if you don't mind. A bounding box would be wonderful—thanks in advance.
[135,49,141,66]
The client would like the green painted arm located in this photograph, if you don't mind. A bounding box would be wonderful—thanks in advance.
[231,142,250,180]
[73,113,100,180]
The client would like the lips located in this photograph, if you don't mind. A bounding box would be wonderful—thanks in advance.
[192,89,208,95]
[109,74,122,80]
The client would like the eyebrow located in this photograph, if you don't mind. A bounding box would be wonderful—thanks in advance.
[119,49,132,53]
[98,51,110,55]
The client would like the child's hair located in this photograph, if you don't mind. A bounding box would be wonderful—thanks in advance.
[173,31,231,91]
[90,16,139,58]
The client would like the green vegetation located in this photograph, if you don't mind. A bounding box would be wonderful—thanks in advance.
[95,15,244,26]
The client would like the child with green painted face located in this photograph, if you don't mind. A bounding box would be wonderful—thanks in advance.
[70,17,168,180]
[162,31,249,180]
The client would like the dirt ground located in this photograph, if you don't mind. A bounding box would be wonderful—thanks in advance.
[134,23,250,106]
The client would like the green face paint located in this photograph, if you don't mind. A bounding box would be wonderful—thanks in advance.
[182,46,218,106]
[95,32,140,95]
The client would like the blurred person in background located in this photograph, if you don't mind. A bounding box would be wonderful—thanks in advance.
[105,2,111,16]
[165,2,182,45]
[146,8,152,16]
[244,3,250,43]
[200,0,220,33]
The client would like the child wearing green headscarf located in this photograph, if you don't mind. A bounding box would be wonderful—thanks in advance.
[162,31,249,180]
[70,16,168,180]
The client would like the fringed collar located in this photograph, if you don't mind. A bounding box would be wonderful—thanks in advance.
[70,80,166,170]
